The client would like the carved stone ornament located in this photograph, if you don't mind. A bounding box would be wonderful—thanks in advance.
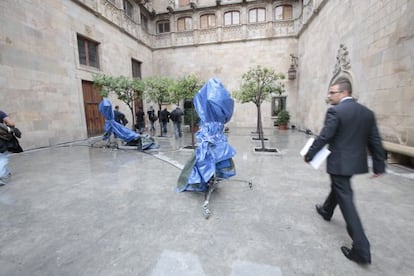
[333,44,351,76]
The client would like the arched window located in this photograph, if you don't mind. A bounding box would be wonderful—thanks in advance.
[157,20,170,33]
[275,5,292,21]
[249,8,266,23]
[123,0,133,18]
[177,17,193,31]
[224,11,240,26]
[179,0,190,7]
[200,14,216,29]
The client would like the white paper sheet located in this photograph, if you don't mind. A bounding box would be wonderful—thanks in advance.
[300,138,331,170]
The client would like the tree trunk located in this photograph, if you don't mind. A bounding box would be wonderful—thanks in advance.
[256,111,260,134]
[257,105,265,150]
[129,105,135,131]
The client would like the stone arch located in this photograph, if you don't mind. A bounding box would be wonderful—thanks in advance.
[329,71,358,100]
[329,44,358,100]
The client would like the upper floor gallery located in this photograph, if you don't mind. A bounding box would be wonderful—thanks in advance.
[73,0,320,49]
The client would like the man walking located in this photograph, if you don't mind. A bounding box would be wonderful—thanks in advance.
[135,107,145,134]
[170,106,184,138]
[147,106,157,133]
[159,108,170,135]
[304,77,386,265]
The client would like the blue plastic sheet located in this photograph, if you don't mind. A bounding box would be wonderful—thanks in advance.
[98,98,159,150]
[177,78,236,192]
[99,98,139,142]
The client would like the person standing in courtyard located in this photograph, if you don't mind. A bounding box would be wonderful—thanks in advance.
[147,106,157,133]
[170,106,184,138]
[159,107,170,134]
[304,77,386,265]
[0,110,22,186]
[135,107,145,134]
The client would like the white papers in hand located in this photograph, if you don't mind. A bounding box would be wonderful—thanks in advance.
[300,137,331,170]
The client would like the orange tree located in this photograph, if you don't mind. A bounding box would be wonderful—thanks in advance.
[93,74,144,128]
[234,66,285,151]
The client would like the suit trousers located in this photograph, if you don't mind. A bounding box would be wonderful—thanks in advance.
[322,174,370,256]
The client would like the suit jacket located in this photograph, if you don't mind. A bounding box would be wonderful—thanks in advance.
[306,98,386,176]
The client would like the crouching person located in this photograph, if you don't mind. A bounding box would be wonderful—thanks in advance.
[0,110,23,186]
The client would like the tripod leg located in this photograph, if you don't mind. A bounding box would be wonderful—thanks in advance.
[202,177,217,219]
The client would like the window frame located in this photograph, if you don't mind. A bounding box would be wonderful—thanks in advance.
[157,20,170,34]
[248,8,266,23]
[179,0,190,7]
[77,34,100,69]
[141,13,148,31]
[271,96,287,117]
[275,5,293,21]
[224,10,240,26]
[177,16,193,31]
[123,0,134,18]
[200,14,216,29]
[131,58,142,79]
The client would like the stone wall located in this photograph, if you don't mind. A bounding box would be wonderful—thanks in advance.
[296,0,414,146]
[0,0,152,149]
[152,38,296,128]
[1,0,413,150]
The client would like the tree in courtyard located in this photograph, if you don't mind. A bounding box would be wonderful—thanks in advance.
[93,74,144,129]
[143,76,174,136]
[234,66,285,151]
[170,74,203,147]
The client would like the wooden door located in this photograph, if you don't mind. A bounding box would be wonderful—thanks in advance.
[82,80,105,137]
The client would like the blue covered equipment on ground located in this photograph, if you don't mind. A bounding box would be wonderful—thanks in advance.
[177,78,236,192]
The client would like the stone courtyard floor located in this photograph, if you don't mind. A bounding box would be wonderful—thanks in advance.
[1,127,413,275]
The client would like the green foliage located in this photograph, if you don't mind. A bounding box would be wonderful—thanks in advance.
[93,74,143,102]
[93,74,114,97]
[143,76,174,110]
[170,74,203,104]
[235,65,285,150]
[276,110,290,125]
[93,73,144,127]
[234,65,285,106]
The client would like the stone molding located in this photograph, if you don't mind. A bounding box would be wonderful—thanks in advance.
[329,44,358,100]
[71,0,323,49]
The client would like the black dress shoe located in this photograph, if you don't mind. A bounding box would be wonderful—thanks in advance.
[315,204,331,221]
[341,246,371,265]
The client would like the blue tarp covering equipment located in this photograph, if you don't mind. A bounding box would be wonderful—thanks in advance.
[177,78,236,192]
[98,98,157,150]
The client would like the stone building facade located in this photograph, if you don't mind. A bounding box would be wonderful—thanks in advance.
[1,0,413,159]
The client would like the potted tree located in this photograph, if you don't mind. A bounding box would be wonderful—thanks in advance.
[276,110,290,130]
[234,65,285,152]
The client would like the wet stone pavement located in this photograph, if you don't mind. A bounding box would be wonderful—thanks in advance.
[0,127,413,275]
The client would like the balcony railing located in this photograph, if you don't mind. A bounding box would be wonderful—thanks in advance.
[74,0,311,50]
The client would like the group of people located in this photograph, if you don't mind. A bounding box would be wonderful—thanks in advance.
[1,76,387,265]
[114,105,184,138]
[152,106,185,138]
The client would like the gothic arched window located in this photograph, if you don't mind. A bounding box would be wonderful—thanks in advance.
[224,11,240,26]
[249,8,266,23]
[157,20,170,33]
[275,5,292,21]
[177,17,193,31]
[200,14,216,29]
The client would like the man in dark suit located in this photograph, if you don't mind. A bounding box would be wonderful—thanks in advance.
[304,77,386,265]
